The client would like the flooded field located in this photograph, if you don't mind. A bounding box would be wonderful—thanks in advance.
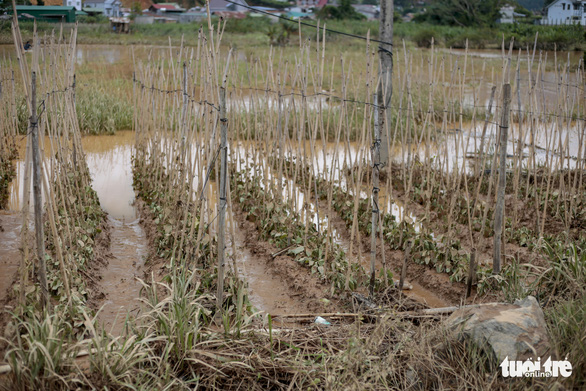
[0,24,584,390]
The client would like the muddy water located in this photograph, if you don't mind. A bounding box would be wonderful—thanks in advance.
[234,144,454,308]
[0,212,21,302]
[82,132,137,220]
[98,216,147,334]
[81,131,148,335]
[229,219,313,317]
[5,131,148,334]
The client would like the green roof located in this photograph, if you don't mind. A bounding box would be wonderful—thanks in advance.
[76,10,88,15]
[15,6,76,11]
[83,7,104,12]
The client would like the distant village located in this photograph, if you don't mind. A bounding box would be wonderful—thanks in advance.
[2,0,586,28]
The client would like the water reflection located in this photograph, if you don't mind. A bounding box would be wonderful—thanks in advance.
[8,131,137,220]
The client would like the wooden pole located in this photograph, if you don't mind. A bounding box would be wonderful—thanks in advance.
[399,240,410,291]
[31,71,49,308]
[475,86,496,176]
[377,0,393,166]
[466,250,477,299]
[493,83,511,275]
[216,86,228,312]
[370,93,380,295]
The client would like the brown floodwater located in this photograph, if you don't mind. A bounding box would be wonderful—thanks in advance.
[98,216,147,335]
[0,212,22,303]
[81,131,148,335]
[6,130,147,335]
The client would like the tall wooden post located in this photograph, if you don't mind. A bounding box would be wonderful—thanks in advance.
[370,93,380,295]
[31,71,49,308]
[370,0,393,294]
[180,62,188,158]
[216,86,228,311]
[378,0,393,166]
[493,84,511,274]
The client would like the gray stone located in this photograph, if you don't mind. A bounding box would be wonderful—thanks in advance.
[445,296,554,362]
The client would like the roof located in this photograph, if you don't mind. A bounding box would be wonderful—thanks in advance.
[286,11,310,18]
[249,6,278,11]
[213,11,247,18]
[83,7,104,12]
[208,0,248,10]
[15,5,76,10]
[316,0,327,8]
[544,0,585,9]
[150,4,177,10]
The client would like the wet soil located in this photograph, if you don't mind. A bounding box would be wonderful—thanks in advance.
[0,212,22,367]
[319,200,454,308]
[231,206,344,325]
[0,212,21,303]
[96,215,147,335]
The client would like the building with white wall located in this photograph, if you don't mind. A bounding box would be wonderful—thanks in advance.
[84,0,122,17]
[543,0,586,25]
[63,0,82,11]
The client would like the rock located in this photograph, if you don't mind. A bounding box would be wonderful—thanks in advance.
[393,280,413,290]
[445,296,553,362]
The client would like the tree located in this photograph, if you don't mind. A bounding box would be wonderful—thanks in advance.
[130,1,142,19]
[416,0,505,27]
[317,0,366,20]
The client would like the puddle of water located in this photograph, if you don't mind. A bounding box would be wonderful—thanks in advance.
[76,131,149,335]
[230,218,313,318]
[407,281,449,308]
[98,214,147,335]
[82,131,136,220]
[0,213,22,301]
[8,131,137,219]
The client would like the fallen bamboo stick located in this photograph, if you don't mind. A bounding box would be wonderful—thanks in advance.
[274,302,507,321]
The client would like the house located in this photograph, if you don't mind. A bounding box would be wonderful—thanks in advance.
[351,4,379,19]
[542,0,586,25]
[84,0,123,17]
[148,4,184,13]
[83,7,105,16]
[497,4,526,23]
[63,0,82,11]
[207,0,248,13]
[11,5,77,22]
[146,4,185,21]
[179,11,207,23]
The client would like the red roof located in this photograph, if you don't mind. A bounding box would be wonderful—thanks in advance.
[213,11,247,18]
[150,4,177,10]
[316,0,327,7]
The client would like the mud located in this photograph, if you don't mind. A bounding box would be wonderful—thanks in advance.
[231,206,343,325]
[96,215,147,335]
[0,212,21,303]
[80,131,150,335]
[319,198,454,308]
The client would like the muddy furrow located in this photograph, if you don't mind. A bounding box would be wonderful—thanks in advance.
[82,134,149,335]
[230,206,342,325]
[97,215,147,335]
[316,199,453,308]
[0,212,21,304]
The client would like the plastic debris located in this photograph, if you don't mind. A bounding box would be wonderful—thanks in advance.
[314,316,331,325]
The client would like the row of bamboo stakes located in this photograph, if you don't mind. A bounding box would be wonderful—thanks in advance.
[2,16,95,310]
[2,15,583,312]
[132,20,583,304]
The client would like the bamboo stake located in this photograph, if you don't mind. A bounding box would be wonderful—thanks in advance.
[216,86,228,312]
[493,83,511,275]
[30,71,49,308]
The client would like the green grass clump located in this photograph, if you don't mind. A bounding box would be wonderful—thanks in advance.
[77,85,133,134]
[547,295,586,389]
[0,147,17,209]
